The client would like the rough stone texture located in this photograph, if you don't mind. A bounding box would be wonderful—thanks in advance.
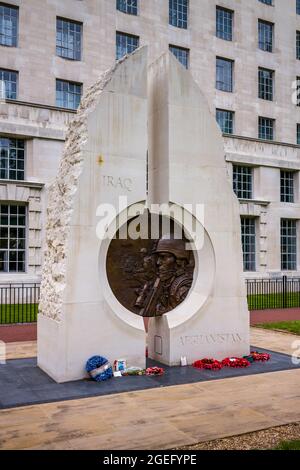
[39,54,131,322]
[38,47,148,382]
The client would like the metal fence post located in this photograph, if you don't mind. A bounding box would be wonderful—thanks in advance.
[282,275,287,309]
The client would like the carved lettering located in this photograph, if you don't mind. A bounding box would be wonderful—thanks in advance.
[178,333,244,347]
[102,175,133,192]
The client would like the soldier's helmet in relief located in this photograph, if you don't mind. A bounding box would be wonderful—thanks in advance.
[154,236,190,261]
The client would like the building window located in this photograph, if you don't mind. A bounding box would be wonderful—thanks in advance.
[116,32,139,60]
[297,77,300,107]
[258,20,273,52]
[0,204,26,273]
[0,69,17,99]
[233,166,253,200]
[169,0,188,29]
[259,117,274,140]
[297,31,300,60]
[259,0,273,4]
[56,79,82,110]
[216,7,233,41]
[117,0,138,15]
[297,0,300,14]
[56,18,82,61]
[216,109,234,134]
[0,3,18,47]
[281,219,297,271]
[258,68,274,101]
[216,57,233,92]
[297,124,300,145]
[0,137,24,181]
[281,171,295,203]
[169,45,189,69]
[241,217,256,272]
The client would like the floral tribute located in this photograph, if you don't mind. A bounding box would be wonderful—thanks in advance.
[222,357,250,368]
[145,367,165,376]
[193,351,271,372]
[193,358,223,370]
[249,351,271,362]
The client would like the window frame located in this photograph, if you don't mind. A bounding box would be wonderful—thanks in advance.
[233,165,253,200]
[241,217,257,272]
[116,31,140,60]
[216,6,234,42]
[169,44,189,69]
[0,68,18,100]
[280,171,295,204]
[258,19,274,53]
[216,109,234,135]
[258,116,275,141]
[0,203,27,273]
[0,136,25,181]
[0,2,18,48]
[56,79,82,110]
[258,67,274,101]
[56,17,83,61]
[216,57,234,93]
[281,219,297,271]
[116,0,138,16]
[169,0,189,30]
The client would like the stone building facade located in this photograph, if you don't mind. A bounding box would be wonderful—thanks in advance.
[0,0,299,285]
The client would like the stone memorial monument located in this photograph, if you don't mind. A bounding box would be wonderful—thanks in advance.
[38,47,250,383]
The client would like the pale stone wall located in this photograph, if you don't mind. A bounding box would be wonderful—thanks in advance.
[0,0,299,282]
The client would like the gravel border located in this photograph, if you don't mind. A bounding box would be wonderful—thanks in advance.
[176,423,300,450]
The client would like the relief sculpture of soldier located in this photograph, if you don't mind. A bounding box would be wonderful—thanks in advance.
[133,237,194,317]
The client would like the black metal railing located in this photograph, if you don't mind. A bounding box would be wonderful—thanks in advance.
[0,278,299,324]
[246,276,300,310]
[0,283,40,325]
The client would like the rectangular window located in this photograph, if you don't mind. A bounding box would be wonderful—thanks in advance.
[258,68,274,101]
[0,204,26,273]
[169,45,189,69]
[258,20,273,52]
[216,57,233,92]
[56,18,82,61]
[259,117,274,140]
[117,0,138,15]
[0,3,18,47]
[259,0,272,4]
[216,7,233,41]
[297,31,300,60]
[233,166,253,200]
[216,109,234,134]
[281,219,297,271]
[297,77,300,107]
[0,137,24,181]
[169,0,188,29]
[116,32,139,60]
[297,0,300,14]
[297,124,300,145]
[241,217,256,272]
[56,79,82,110]
[0,68,17,99]
[281,171,295,203]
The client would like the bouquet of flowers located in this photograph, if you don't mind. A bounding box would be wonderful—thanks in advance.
[193,358,223,370]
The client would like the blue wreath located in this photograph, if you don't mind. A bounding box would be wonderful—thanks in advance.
[86,356,113,382]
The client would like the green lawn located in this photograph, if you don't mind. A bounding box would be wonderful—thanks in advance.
[256,321,300,335]
[0,304,38,325]
[275,440,300,450]
[248,292,300,310]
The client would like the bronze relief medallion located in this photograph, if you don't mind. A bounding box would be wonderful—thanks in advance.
[106,216,195,317]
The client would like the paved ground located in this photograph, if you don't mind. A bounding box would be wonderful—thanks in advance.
[0,324,37,343]
[0,328,299,450]
[250,308,300,325]
[1,308,299,343]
